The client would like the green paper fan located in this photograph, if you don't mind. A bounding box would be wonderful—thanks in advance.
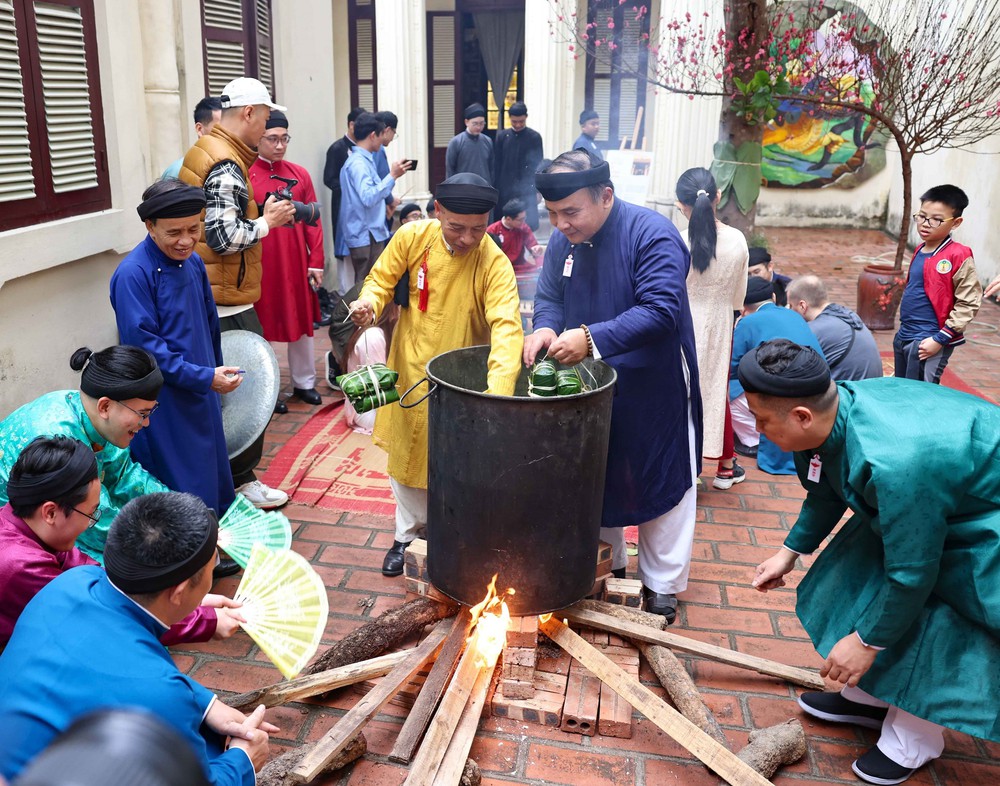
[218,494,292,568]
[234,543,329,679]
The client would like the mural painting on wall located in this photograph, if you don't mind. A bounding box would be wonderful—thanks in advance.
[762,4,889,189]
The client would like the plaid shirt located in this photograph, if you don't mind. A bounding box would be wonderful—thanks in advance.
[203,160,266,255]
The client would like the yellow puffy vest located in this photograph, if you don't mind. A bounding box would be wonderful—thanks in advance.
[179,126,262,306]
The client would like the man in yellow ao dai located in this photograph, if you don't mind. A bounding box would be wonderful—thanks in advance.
[349,173,523,576]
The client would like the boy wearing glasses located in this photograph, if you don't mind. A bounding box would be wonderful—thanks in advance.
[894,184,982,382]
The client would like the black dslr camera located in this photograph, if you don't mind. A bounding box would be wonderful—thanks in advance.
[268,174,321,226]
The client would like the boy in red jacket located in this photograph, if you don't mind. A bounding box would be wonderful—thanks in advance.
[893,184,982,383]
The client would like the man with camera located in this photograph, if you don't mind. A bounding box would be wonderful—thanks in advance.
[179,76,294,511]
[249,110,325,411]
[338,112,412,286]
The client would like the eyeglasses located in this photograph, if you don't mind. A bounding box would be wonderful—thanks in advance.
[72,505,103,528]
[116,400,159,422]
[912,213,956,229]
[262,134,291,145]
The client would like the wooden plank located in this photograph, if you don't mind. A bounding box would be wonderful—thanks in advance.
[435,659,498,785]
[561,606,825,690]
[539,616,775,786]
[229,649,413,712]
[388,608,473,764]
[402,627,489,786]
[288,620,450,783]
[560,659,600,736]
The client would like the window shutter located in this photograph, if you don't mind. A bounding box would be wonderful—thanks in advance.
[347,0,377,110]
[202,0,245,96]
[0,0,35,202]
[34,0,96,193]
[253,0,272,95]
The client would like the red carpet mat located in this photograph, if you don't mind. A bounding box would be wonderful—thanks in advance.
[261,402,395,516]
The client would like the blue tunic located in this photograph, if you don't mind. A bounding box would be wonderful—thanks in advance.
[533,198,703,527]
[729,302,826,474]
[0,567,254,784]
[110,236,234,515]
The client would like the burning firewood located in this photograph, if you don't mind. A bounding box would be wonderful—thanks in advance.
[303,596,457,677]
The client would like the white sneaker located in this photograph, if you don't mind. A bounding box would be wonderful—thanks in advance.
[236,480,289,510]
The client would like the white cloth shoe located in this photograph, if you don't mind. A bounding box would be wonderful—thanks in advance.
[236,480,289,510]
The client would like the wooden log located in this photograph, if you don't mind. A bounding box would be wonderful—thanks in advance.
[460,759,482,786]
[539,616,774,786]
[303,596,457,676]
[718,720,807,785]
[256,734,366,786]
[288,620,450,783]
[570,599,667,630]
[639,643,729,748]
[389,608,473,764]
[560,606,825,690]
[229,650,412,712]
[402,628,487,786]
[436,659,498,784]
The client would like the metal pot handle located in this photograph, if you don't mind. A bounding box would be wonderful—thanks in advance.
[398,377,437,409]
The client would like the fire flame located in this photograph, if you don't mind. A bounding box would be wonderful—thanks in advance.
[467,574,514,669]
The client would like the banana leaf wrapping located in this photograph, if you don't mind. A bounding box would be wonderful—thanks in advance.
[528,360,558,397]
[556,368,583,396]
[336,364,399,412]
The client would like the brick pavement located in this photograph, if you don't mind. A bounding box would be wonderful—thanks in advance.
[175,227,1000,784]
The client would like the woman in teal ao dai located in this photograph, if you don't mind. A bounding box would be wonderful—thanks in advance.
[0,346,168,561]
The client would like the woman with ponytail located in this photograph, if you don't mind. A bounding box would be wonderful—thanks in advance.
[0,345,170,560]
[675,168,749,490]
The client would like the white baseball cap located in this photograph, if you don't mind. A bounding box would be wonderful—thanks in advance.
[219,77,287,111]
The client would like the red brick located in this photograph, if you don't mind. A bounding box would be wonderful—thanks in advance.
[193,660,280,693]
[711,508,786,528]
[644,758,722,785]
[525,742,636,785]
[734,635,825,669]
[345,569,407,596]
[776,613,810,639]
[676,581,723,606]
[726,584,798,612]
[684,605,775,636]
[715,542,782,565]
[339,758,407,785]
[561,660,600,736]
[170,653,196,673]
[298,522,372,545]
[693,522,754,544]
[467,734,520,774]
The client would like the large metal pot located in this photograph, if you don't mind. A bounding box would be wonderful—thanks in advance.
[401,345,616,615]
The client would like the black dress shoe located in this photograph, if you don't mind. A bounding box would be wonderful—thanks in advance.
[213,557,242,579]
[382,540,409,577]
[643,587,678,624]
[274,399,288,415]
[798,691,888,730]
[734,434,758,458]
[294,387,322,405]
[852,746,918,785]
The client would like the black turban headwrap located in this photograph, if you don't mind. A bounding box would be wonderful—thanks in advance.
[464,103,486,120]
[579,109,599,124]
[104,505,219,595]
[744,276,774,304]
[136,183,207,222]
[265,109,288,129]
[436,173,498,214]
[77,349,163,402]
[6,437,98,509]
[738,342,832,398]
[535,159,612,202]
[399,202,422,222]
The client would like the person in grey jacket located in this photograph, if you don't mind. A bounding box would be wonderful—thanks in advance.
[788,276,883,381]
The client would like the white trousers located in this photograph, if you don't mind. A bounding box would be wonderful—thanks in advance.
[337,256,356,295]
[841,686,946,768]
[730,392,760,448]
[390,477,427,544]
[600,396,699,595]
[286,334,316,390]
